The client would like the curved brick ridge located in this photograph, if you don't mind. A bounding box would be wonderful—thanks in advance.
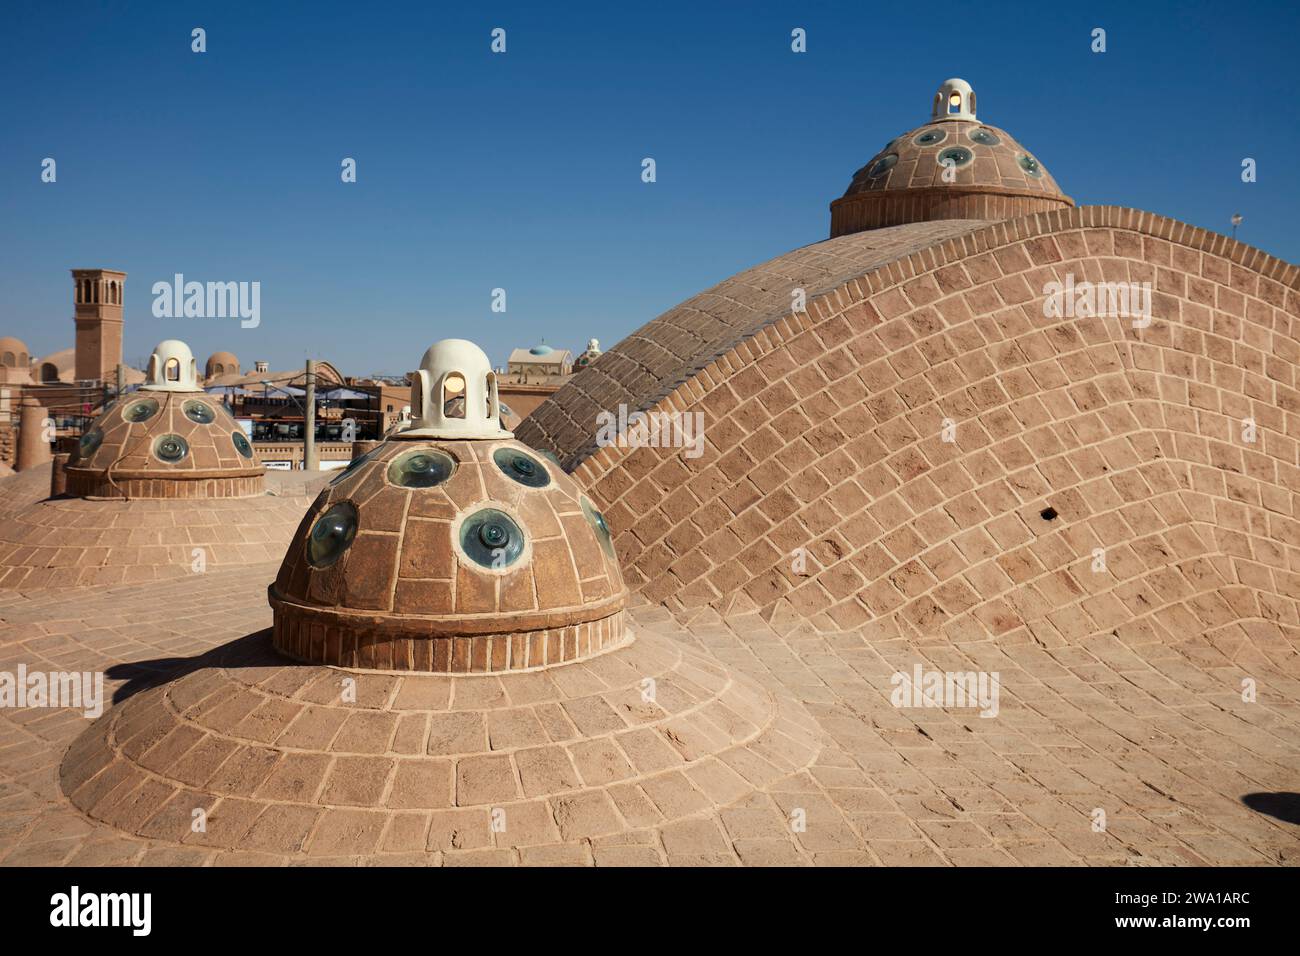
[516,219,990,471]
[0,494,313,590]
[271,438,627,672]
[59,628,820,853]
[519,207,1300,640]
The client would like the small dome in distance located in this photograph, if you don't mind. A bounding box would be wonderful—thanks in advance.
[205,351,240,379]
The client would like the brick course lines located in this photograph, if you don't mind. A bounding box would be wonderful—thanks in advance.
[520,208,1299,640]
[1,574,1297,865]
[53,624,821,850]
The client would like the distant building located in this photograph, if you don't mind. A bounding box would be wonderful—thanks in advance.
[506,343,573,383]
[499,340,595,420]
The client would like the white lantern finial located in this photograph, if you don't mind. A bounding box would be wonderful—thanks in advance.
[404,338,513,439]
[932,78,976,122]
[140,339,200,391]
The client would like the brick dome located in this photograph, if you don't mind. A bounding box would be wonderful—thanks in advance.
[0,336,33,384]
[65,340,264,499]
[205,350,240,378]
[66,390,264,498]
[830,79,1073,237]
[0,336,30,367]
[270,340,628,673]
[518,206,1300,642]
[50,339,829,854]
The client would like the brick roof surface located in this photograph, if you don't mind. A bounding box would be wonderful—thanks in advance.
[516,219,989,470]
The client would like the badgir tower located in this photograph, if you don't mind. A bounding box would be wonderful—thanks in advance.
[7,79,1300,867]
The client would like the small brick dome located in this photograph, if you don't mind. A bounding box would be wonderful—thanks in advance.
[66,340,264,499]
[0,336,30,368]
[269,340,627,673]
[830,78,1073,236]
[205,350,240,378]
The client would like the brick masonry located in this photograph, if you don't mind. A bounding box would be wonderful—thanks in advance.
[518,207,1300,644]
[830,119,1073,236]
[270,438,628,671]
[67,389,264,498]
[0,568,1294,865]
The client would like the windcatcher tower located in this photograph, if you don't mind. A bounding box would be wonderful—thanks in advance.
[72,268,126,382]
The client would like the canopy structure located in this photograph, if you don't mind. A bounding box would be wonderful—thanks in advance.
[320,386,371,401]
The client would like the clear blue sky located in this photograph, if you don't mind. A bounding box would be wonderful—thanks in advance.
[2,0,1296,377]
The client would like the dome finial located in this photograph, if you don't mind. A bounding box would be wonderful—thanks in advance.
[932,78,976,122]
[405,338,513,439]
[141,339,199,391]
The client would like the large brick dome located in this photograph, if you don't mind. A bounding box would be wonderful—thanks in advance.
[517,206,1300,645]
[830,78,1073,236]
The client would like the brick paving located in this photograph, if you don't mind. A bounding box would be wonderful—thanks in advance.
[0,467,318,590]
[0,561,1296,866]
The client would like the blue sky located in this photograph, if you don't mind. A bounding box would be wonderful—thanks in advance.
[2,0,1296,376]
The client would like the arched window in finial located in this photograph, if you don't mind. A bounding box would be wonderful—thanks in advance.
[165,357,181,382]
[485,371,499,420]
[410,378,423,421]
[442,371,466,418]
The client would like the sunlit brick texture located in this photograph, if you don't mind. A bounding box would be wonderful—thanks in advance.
[517,207,1300,645]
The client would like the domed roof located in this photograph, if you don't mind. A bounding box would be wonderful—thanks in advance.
[205,350,239,378]
[0,336,30,360]
[270,439,626,672]
[831,78,1072,236]
[269,337,625,673]
[529,344,554,356]
[0,337,33,383]
[65,340,264,499]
